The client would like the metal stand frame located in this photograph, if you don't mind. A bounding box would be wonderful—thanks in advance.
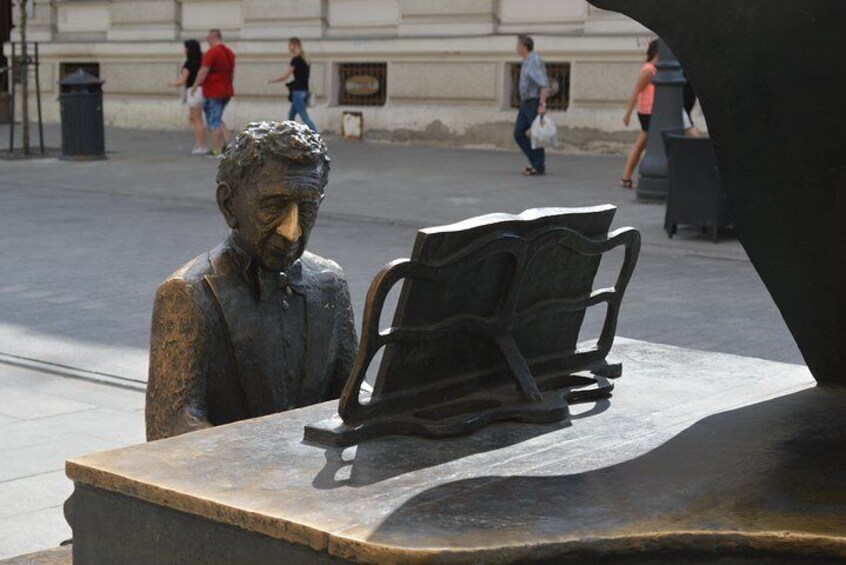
[7,41,45,154]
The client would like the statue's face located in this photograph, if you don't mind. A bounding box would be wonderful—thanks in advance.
[227,159,324,272]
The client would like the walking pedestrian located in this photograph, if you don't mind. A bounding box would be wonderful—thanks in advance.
[620,39,658,189]
[513,34,550,177]
[168,39,208,155]
[192,29,235,157]
[682,78,701,137]
[268,38,317,131]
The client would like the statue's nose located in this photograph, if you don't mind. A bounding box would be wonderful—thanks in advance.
[275,203,302,242]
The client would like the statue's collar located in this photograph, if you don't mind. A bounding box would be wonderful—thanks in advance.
[224,234,305,301]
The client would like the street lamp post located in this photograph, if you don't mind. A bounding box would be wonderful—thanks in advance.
[636,39,686,199]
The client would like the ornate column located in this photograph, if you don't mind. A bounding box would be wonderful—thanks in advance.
[636,39,685,199]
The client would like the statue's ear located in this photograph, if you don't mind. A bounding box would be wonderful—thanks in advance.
[217,182,238,229]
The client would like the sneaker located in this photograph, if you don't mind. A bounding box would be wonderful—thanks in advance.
[191,146,210,156]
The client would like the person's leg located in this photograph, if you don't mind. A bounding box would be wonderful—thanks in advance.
[287,95,298,121]
[521,99,545,173]
[531,145,546,174]
[205,98,228,153]
[622,130,648,182]
[203,99,222,152]
[216,99,230,149]
[292,91,317,131]
[189,107,207,150]
[513,102,535,169]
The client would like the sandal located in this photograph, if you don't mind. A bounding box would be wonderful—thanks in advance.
[619,178,634,189]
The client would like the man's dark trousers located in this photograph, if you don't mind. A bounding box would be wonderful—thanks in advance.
[513,98,545,173]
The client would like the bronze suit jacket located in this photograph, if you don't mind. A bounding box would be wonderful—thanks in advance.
[145,239,358,441]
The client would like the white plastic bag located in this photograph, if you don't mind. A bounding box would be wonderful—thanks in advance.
[530,114,557,150]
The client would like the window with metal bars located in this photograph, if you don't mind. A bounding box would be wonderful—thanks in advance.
[510,62,571,111]
[337,63,387,107]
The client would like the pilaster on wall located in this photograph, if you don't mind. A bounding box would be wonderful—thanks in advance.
[584,5,650,35]
[497,0,587,35]
[178,0,242,40]
[398,0,495,37]
[242,0,324,40]
[11,0,54,42]
[325,0,399,37]
[108,0,180,41]
[53,0,110,40]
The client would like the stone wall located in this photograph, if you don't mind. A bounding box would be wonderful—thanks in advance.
[3,0,695,153]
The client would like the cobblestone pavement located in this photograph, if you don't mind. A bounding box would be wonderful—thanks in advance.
[0,124,803,557]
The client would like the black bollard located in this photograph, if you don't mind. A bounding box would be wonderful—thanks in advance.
[636,39,686,199]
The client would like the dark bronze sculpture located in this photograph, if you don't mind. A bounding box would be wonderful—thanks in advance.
[146,121,357,441]
[587,0,846,386]
[305,206,640,446]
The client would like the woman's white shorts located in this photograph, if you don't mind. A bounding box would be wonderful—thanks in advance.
[185,87,205,108]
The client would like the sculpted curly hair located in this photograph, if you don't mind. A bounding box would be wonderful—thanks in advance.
[217,121,330,193]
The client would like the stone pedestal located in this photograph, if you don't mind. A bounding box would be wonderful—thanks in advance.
[65,339,846,564]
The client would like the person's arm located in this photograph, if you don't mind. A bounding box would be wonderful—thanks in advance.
[146,279,212,441]
[168,68,190,88]
[329,273,359,399]
[530,58,551,115]
[538,87,549,116]
[191,66,210,95]
[624,67,654,126]
[268,65,295,84]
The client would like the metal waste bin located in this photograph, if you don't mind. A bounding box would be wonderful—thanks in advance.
[59,69,105,159]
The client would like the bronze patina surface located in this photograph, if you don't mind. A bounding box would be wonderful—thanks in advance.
[66,340,846,564]
[0,547,71,565]
[586,0,846,386]
[306,206,640,446]
[145,121,357,441]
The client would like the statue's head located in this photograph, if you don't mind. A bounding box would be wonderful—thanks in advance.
[216,121,330,272]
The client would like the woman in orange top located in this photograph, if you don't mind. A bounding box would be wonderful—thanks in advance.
[620,40,659,189]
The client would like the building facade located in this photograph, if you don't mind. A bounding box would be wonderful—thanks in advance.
[8,0,669,151]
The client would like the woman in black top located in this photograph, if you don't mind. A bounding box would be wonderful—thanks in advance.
[268,38,317,131]
[168,39,208,154]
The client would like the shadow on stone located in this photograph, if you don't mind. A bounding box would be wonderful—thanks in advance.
[309,399,611,490]
[368,386,846,562]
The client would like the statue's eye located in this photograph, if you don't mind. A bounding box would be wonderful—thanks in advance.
[299,202,318,223]
[259,199,289,217]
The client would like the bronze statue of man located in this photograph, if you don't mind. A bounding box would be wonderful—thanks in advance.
[145,121,357,441]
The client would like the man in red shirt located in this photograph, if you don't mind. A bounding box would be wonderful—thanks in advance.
[191,29,235,156]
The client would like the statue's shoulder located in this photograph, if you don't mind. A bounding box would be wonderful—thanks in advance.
[299,251,348,288]
[156,250,215,298]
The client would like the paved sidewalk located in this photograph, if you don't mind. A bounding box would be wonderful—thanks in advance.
[0,365,143,558]
[0,123,805,558]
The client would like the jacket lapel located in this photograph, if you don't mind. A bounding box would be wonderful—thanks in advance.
[298,260,337,404]
[204,244,282,416]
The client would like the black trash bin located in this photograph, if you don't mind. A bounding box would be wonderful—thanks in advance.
[59,69,105,160]
[663,133,732,242]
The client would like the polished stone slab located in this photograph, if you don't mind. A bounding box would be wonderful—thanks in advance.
[65,339,846,564]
